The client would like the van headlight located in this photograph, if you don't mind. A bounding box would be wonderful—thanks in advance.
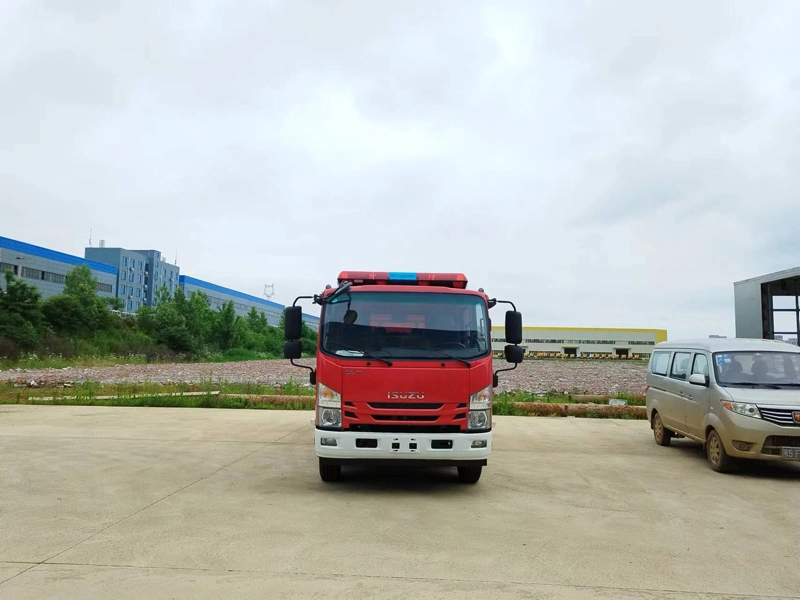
[720,400,761,419]
[469,385,493,410]
[317,383,342,429]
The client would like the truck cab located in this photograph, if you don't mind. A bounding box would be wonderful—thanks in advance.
[284,271,523,483]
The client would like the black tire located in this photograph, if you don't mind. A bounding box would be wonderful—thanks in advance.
[319,459,342,482]
[706,429,733,473]
[457,465,482,484]
[652,412,673,447]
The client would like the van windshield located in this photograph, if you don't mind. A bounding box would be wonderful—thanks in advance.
[713,351,800,386]
[321,291,490,360]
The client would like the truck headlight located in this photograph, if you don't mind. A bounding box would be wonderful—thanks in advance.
[469,385,493,410]
[468,409,490,430]
[317,383,341,408]
[318,407,342,428]
[720,400,761,419]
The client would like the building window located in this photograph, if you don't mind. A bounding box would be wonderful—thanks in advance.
[96,282,113,293]
[122,256,128,267]
[120,285,126,295]
[42,271,66,284]
[163,268,166,278]
[138,260,143,270]
[21,266,43,280]
[168,281,173,291]
[136,301,140,309]
[136,288,141,297]
[127,300,133,311]
[169,271,173,280]
[137,274,142,284]
[153,297,158,307]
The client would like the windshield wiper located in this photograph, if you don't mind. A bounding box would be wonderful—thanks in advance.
[397,347,473,367]
[724,382,782,390]
[326,342,393,366]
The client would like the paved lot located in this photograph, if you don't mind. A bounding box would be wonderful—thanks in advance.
[1,406,798,599]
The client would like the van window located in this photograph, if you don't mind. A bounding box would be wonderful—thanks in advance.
[670,352,692,381]
[692,354,709,377]
[651,351,671,375]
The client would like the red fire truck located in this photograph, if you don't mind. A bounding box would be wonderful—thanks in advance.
[283,271,523,483]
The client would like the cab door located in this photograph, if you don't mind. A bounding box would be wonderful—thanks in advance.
[684,352,711,438]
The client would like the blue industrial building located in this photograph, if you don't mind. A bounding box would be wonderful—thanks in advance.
[1,235,318,329]
[0,236,117,299]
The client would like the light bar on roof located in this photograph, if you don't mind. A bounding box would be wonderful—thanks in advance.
[337,271,468,289]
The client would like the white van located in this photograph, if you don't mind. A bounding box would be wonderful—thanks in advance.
[645,338,800,472]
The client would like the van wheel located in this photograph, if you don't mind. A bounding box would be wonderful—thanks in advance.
[319,459,342,482]
[457,465,482,484]
[706,429,733,473]
[652,412,673,446]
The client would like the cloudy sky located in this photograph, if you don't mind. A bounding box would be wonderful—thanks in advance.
[3,0,799,338]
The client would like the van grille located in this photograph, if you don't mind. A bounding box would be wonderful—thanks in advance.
[758,406,799,427]
[761,435,800,455]
[372,415,438,422]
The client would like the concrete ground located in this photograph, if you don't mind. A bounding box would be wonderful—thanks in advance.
[0,406,798,600]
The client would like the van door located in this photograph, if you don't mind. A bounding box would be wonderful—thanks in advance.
[648,350,678,427]
[663,351,693,434]
[684,352,711,438]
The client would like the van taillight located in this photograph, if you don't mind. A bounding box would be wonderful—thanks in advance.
[644,385,650,392]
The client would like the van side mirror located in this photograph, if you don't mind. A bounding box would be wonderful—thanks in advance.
[688,373,708,387]
[284,340,302,360]
[504,344,524,364]
[284,306,303,341]
[505,311,522,345]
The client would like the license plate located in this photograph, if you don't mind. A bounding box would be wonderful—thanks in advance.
[781,447,800,460]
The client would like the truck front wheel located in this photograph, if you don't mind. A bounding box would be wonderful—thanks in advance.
[457,464,482,484]
[319,459,342,482]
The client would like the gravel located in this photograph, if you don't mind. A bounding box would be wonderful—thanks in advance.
[1,359,647,394]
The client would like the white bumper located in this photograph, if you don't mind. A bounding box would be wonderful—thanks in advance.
[315,428,492,462]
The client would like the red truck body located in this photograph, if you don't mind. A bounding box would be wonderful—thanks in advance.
[284,271,523,483]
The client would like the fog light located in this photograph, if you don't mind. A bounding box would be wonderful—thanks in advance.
[320,437,337,447]
[733,441,752,452]
[471,440,488,448]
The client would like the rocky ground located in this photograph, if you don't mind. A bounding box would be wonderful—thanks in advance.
[1,359,647,395]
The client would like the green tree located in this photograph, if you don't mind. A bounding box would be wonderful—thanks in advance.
[43,265,113,336]
[214,301,239,350]
[0,272,45,349]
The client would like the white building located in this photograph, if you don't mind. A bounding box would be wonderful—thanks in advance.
[491,326,667,359]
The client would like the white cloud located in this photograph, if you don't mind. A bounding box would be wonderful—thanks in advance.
[2,0,799,339]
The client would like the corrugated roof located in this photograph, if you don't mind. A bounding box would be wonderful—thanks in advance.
[0,235,117,275]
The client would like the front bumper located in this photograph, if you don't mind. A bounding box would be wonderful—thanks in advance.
[314,428,491,463]
[718,410,800,461]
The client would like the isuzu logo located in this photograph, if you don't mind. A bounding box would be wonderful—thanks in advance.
[793,411,800,424]
[388,391,425,399]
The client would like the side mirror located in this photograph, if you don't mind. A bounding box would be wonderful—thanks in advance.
[688,373,708,387]
[504,344,524,364]
[284,306,303,341]
[284,340,302,360]
[505,311,522,345]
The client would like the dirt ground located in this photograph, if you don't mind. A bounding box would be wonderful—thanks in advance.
[1,358,647,394]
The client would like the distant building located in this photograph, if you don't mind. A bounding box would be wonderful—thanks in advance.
[85,245,179,313]
[734,267,800,342]
[0,236,117,300]
[491,326,667,358]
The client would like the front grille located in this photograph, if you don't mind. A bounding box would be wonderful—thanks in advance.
[761,435,800,455]
[367,402,443,410]
[348,424,461,434]
[758,406,799,427]
[372,414,438,422]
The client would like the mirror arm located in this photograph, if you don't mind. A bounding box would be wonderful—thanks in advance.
[293,295,316,307]
[489,298,517,312]
[493,363,518,388]
[290,359,316,385]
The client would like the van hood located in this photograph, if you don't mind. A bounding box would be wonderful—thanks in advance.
[722,386,800,406]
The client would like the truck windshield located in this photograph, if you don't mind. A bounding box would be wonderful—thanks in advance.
[321,291,490,360]
[713,351,800,386]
